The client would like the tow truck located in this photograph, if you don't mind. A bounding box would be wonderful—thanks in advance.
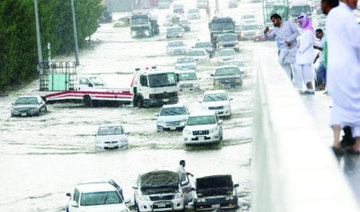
[130,9,159,38]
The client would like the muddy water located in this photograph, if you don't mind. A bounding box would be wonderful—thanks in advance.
[0,0,265,211]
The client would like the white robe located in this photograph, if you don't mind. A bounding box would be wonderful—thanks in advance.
[326,2,360,135]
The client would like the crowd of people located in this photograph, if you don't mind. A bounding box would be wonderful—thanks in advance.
[264,0,360,154]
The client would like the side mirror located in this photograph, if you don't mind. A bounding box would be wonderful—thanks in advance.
[66,192,71,197]
[88,83,93,87]
[132,186,138,190]
[70,200,79,208]
[218,119,224,125]
[229,97,233,101]
[234,184,239,188]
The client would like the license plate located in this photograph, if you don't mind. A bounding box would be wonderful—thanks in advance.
[170,127,176,130]
[198,137,205,141]
[163,98,170,102]
[211,204,220,209]
[157,203,166,207]
[21,113,26,116]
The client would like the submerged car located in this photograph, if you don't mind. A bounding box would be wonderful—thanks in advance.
[180,19,191,32]
[175,57,197,70]
[133,170,194,212]
[187,9,201,20]
[212,66,242,88]
[177,71,200,92]
[193,42,215,58]
[95,124,129,150]
[187,49,209,63]
[216,33,239,52]
[223,60,247,75]
[200,90,232,118]
[66,180,130,212]
[239,24,261,40]
[183,110,223,145]
[11,95,47,117]
[166,26,184,39]
[167,41,187,55]
[217,49,237,64]
[193,175,239,211]
[156,104,189,131]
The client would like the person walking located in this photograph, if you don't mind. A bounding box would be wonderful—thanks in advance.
[293,14,315,95]
[313,28,326,90]
[264,13,300,80]
[326,0,360,153]
[177,160,193,180]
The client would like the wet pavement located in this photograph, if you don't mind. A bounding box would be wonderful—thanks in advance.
[0,0,265,211]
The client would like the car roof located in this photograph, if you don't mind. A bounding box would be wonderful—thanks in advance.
[161,103,186,109]
[189,110,216,117]
[17,95,40,99]
[76,182,117,193]
[203,90,227,95]
[98,124,123,128]
[216,65,239,70]
[176,70,196,74]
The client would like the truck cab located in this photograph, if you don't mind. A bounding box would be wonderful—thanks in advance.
[130,10,159,38]
[77,75,107,90]
[132,67,179,107]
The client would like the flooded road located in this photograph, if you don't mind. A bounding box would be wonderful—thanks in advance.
[0,0,265,211]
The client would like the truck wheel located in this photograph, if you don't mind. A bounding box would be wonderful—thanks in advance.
[137,97,144,108]
[83,95,93,107]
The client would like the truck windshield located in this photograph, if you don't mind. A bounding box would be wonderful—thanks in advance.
[210,21,234,31]
[179,72,197,81]
[15,97,38,105]
[289,5,311,17]
[187,115,216,126]
[215,67,240,76]
[89,77,105,86]
[148,73,176,88]
[80,191,122,206]
[131,17,149,25]
[160,107,187,116]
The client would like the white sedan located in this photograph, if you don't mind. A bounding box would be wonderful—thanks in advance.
[95,124,129,150]
[186,49,209,63]
[200,90,232,118]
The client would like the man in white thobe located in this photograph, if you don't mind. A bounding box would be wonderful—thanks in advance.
[326,0,360,152]
[264,13,300,79]
[177,160,193,181]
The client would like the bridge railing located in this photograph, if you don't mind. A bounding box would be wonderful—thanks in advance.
[252,56,359,212]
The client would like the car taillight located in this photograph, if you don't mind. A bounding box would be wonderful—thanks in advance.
[149,94,156,98]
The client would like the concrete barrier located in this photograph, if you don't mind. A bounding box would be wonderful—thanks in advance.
[252,51,359,212]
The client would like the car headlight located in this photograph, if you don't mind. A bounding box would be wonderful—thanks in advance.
[218,44,223,48]
[183,129,192,135]
[131,31,136,37]
[236,79,241,83]
[138,194,150,201]
[197,198,206,203]
[144,30,150,36]
[175,192,183,198]
[241,32,244,37]
[209,127,217,134]
[214,81,219,85]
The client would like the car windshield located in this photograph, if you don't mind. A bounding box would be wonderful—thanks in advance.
[98,126,124,135]
[15,97,39,105]
[189,9,199,13]
[188,50,205,56]
[187,115,216,126]
[215,67,240,76]
[289,6,311,16]
[219,50,235,56]
[210,21,234,31]
[218,35,238,42]
[179,72,197,81]
[195,42,212,48]
[177,58,194,63]
[168,42,184,47]
[242,24,259,30]
[203,93,228,102]
[224,61,245,67]
[160,107,187,116]
[148,73,176,88]
[168,28,182,33]
[89,77,105,86]
[80,191,122,206]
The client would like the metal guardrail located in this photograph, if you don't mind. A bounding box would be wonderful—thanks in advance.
[252,56,359,212]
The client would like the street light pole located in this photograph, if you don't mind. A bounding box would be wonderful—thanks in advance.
[34,0,43,65]
[70,0,80,66]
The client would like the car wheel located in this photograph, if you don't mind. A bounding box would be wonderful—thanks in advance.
[83,95,93,107]
[137,97,144,108]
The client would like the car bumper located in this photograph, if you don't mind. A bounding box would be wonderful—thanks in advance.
[137,199,184,212]
[194,197,238,211]
[145,96,179,106]
[179,84,200,92]
[157,123,186,131]
[214,80,242,87]
[208,108,231,117]
[183,133,220,145]
[11,109,39,117]
[96,142,128,150]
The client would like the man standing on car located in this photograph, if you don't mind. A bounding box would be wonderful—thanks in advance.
[177,160,193,181]
[264,13,300,80]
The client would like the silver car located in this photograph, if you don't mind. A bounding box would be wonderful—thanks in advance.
[156,104,189,131]
[11,95,47,117]
[175,57,197,70]
[167,41,187,55]
[95,124,129,150]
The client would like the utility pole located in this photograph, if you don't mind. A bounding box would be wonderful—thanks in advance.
[34,0,43,66]
[215,0,220,16]
[71,0,80,66]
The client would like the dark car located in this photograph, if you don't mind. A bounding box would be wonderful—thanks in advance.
[11,95,47,117]
[212,66,242,88]
[216,33,239,52]
[194,175,239,211]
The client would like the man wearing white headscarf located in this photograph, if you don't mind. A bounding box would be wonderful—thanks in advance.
[293,14,315,94]
[326,0,360,153]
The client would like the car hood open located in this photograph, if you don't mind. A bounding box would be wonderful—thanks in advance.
[196,175,233,197]
[140,170,179,189]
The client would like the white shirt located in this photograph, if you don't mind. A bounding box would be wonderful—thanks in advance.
[265,21,300,64]
[326,2,360,126]
[296,29,315,64]
[177,165,187,180]
[317,37,326,63]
